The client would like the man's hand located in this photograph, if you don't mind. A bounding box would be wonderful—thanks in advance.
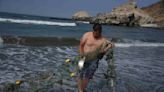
[98,42,114,60]
[101,42,114,53]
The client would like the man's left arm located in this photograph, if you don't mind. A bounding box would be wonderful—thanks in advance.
[101,39,114,54]
[104,41,114,53]
[97,39,114,60]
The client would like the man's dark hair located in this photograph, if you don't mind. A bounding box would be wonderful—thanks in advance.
[93,23,102,33]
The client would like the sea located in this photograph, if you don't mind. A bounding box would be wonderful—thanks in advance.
[0,12,164,92]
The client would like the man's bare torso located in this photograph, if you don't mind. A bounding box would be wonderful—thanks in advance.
[83,32,105,54]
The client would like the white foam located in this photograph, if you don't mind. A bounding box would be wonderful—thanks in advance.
[115,43,164,47]
[56,47,66,53]
[0,37,3,48]
[0,17,76,26]
[0,37,3,43]
[76,21,90,24]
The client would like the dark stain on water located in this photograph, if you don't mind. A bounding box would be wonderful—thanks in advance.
[0,45,164,92]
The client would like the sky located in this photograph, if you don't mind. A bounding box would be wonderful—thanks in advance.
[0,0,161,18]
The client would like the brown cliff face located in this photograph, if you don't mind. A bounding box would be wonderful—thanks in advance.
[91,1,156,27]
[72,1,163,28]
[142,0,164,28]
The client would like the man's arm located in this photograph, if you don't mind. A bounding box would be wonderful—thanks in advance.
[79,33,88,55]
[97,39,113,60]
[100,39,114,54]
[103,40,114,53]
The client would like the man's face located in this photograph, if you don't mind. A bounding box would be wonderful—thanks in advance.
[93,30,101,39]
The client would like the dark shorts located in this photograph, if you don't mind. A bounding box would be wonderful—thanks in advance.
[78,60,99,79]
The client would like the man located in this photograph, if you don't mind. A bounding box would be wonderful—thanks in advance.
[77,23,113,92]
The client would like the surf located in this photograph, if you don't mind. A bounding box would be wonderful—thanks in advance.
[115,43,164,47]
[0,17,76,26]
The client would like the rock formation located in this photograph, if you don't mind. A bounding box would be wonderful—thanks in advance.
[91,1,155,27]
[142,0,164,28]
[72,11,91,21]
[72,1,163,28]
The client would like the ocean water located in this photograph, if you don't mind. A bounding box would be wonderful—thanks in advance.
[0,12,164,92]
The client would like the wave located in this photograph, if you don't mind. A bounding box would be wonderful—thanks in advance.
[76,21,90,24]
[1,36,164,47]
[1,36,79,46]
[0,37,3,43]
[110,38,159,43]
[0,17,76,26]
[0,37,3,48]
[115,43,164,47]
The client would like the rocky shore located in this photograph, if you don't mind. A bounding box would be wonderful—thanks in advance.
[72,1,163,28]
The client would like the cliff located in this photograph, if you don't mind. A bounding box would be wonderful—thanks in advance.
[142,0,164,28]
[72,1,163,28]
[91,1,156,27]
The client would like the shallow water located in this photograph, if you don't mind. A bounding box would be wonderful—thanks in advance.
[115,47,164,92]
[0,45,164,92]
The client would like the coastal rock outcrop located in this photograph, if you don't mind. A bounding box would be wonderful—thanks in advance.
[91,1,155,27]
[142,0,164,28]
[72,1,163,28]
[72,11,92,21]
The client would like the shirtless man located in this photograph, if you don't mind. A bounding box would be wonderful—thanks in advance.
[77,23,113,92]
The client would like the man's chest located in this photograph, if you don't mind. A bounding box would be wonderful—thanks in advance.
[85,37,102,47]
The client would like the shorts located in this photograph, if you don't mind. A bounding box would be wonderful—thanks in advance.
[78,59,99,79]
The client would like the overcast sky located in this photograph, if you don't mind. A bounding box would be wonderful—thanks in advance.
[0,0,160,18]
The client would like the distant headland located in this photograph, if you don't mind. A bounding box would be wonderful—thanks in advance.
[72,0,164,29]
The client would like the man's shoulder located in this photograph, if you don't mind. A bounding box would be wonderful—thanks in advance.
[101,37,107,41]
[83,31,92,37]
[101,37,111,44]
[85,31,92,35]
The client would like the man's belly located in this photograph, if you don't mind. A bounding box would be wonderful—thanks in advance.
[84,46,98,53]
[83,46,100,61]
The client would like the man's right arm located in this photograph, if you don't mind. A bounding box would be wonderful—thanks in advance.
[79,33,88,55]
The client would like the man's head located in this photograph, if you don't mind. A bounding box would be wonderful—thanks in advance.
[93,23,102,38]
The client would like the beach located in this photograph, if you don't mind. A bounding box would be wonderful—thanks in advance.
[0,12,164,92]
